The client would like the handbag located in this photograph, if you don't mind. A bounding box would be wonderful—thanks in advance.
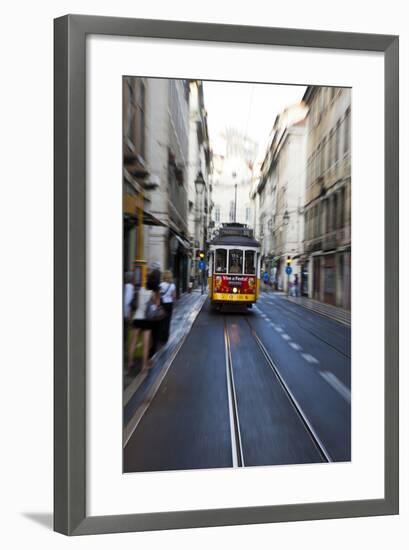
[145,297,167,321]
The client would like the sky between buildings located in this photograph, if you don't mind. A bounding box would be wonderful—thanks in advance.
[202,80,307,165]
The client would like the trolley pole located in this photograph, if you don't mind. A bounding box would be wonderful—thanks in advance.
[234,183,237,222]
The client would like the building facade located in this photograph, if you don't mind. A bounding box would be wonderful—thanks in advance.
[187,80,212,282]
[255,104,308,292]
[123,77,193,295]
[210,129,256,236]
[302,86,351,309]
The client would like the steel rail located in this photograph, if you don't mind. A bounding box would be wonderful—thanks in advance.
[223,318,245,467]
[245,317,333,463]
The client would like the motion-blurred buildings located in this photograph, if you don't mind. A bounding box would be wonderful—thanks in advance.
[253,104,308,293]
[253,88,351,309]
[210,129,256,236]
[123,77,211,295]
[302,86,351,309]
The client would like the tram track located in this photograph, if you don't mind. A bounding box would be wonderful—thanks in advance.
[223,313,332,467]
[124,299,346,473]
[244,317,332,463]
[224,319,245,467]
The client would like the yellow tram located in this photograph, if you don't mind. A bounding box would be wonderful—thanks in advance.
[208,223,261,310]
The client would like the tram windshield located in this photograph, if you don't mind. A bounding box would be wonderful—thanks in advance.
[244,250,256,274]
[215,249,227,273]
[228,249,243,274]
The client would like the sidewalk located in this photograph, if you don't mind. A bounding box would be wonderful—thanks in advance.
[124,289,206,390]
[285,294,351,326]
[123,289,207,444]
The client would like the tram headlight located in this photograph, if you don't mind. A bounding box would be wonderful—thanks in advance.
[232,287,238,294]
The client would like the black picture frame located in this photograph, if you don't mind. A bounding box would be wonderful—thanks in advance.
[54,14,399,535]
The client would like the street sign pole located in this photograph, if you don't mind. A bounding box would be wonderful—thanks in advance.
[285,264,292,296]
[198,259,206,294]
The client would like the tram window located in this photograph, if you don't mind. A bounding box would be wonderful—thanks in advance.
[215,249,227,273]
[229,249,243,274]
[244,251,256,274]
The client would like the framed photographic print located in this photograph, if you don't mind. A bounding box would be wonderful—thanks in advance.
[54,14,399,535]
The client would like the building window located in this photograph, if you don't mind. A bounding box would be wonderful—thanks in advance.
[339,187,346,228]
[137,82,145,158]
[215,206,220,222]
[320,139,326,174]
[245,206,250,222]
[125,78,146,160]
[316,144,322,179]
[330,129,336,168]
[332,193,338,231]
[307,156,312,186]
[314,148,318,180]
[335,119,341,165]
[323,199,330,234]
[313,205,318,237]
[325,134,331,171]
[344,108,351,154]
[304,210,309,241]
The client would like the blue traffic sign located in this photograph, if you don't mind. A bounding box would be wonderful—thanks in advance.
[285,266,292,275]
[198,260,206,270]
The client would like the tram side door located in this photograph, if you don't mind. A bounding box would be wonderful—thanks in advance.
[256,252,261,297]
[208,251,214,295]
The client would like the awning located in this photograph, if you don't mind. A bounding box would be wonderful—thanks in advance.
[174,234,191,250]
[143,211,167,227]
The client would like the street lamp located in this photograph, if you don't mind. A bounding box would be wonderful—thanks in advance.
[194,171,206,246]
[194,172,206,292]
[194,171,205,196]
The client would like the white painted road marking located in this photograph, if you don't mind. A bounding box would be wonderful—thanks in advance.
[289,342,302,351]
[320,371,351,403]
[275,327,283,333]
[302,353,319,364]
[281,333,291,341]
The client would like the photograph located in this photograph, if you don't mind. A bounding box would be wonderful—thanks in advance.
[122,77,351,473]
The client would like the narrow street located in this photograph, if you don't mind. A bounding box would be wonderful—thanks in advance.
[124,292,351,472]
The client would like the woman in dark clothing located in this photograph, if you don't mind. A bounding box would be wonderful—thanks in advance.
[128,264,162,371]
[146,265,161,358]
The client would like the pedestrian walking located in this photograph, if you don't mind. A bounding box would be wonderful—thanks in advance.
[263,270,270,292]
[123,272,134,366]
[146,262,162,358]
[124,271,135,320]
[159,270,177,343]
[293,273,300,297]
[128,265,161,373]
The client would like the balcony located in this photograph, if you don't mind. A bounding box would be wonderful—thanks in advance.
[322,231,337,251]
[305,227,349,254]
[305,237,322,253]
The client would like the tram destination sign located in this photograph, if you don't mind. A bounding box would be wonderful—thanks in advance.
[214,274,256,294]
